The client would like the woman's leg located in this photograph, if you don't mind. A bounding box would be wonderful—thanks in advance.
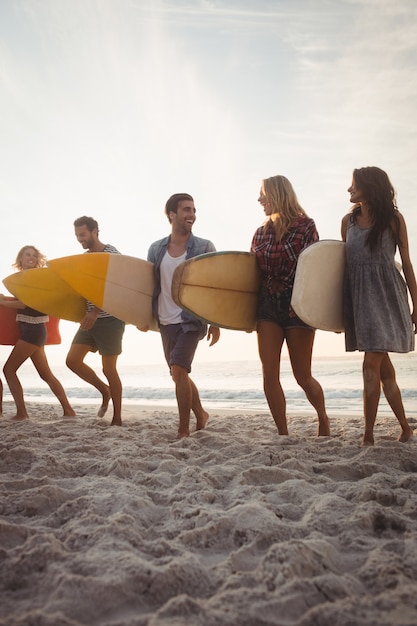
[286,327,330,436]
[257,320,288,434]
[380,353,413,442]
[31,347,76,416]
[362,352,386,445]
[3,340,37,418]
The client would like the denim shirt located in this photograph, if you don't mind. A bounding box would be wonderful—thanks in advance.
[147,233,216,331]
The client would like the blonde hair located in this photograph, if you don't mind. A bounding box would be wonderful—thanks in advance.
[13,245,47,270]
[262,175,307,241]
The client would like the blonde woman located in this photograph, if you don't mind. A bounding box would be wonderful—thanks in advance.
[0,245,75,420]
[251,175,330,436]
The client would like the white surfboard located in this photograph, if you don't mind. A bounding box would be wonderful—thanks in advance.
[291,240,345,332]
[172,251,260,331]
[48,253,159,331]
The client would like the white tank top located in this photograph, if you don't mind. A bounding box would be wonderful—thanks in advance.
[158,250,187,325]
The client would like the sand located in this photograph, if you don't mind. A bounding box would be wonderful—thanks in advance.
[1,401,417,626]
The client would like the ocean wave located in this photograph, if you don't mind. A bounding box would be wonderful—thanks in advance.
[7,384,417,416]
[3,355,416,415]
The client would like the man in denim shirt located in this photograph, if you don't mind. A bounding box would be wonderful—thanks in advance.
[147,193,220,438]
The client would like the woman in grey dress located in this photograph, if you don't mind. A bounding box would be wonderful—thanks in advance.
[341,166,417,445]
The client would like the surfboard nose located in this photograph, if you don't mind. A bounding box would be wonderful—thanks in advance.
[2,268,86,322]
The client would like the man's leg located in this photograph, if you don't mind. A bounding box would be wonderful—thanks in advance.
[190,378,209,430]
[66,344,111,417]
[161,324,206,437]
[170,364,193,438]
[102,354,122,426]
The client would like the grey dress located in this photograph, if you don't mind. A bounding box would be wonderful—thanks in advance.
[344,221,414,353]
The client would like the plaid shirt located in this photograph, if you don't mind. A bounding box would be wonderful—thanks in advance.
[251,216,318,293]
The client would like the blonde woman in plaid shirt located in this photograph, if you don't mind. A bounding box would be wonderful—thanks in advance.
[251,175,330,437]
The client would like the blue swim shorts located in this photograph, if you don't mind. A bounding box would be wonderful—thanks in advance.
[160,323,206,373]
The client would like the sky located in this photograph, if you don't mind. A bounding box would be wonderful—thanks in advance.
[1,0,417,367]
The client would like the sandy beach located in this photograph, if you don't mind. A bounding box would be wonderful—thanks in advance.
[1,401,417,626]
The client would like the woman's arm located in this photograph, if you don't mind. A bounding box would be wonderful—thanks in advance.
[397,212,417,330]
[0,295,25,309]
[341,214,350,242]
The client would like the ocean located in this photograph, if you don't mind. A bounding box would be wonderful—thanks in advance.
[3,353,417,417]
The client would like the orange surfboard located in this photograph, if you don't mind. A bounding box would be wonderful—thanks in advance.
[0,298,61,345]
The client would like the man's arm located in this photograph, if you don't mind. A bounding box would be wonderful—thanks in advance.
[207,325,220,346]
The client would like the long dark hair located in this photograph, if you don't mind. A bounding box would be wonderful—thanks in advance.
[351,166,401,251]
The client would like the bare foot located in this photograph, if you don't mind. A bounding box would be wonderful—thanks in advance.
[176,429,190,439]
[12,414,29,421]
[361,438,374,447]
[273,416,289,435]
[63,409,77,417]
[398,426,413,443]
[110,417,122,427]
[97,389,111,418]
[318,415,331,436]
[196,410,209,431]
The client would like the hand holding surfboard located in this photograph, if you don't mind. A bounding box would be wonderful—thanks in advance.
[171,242,346,333]
[2,243,345,336]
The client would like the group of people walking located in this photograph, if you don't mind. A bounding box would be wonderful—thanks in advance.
[1,166,416,446]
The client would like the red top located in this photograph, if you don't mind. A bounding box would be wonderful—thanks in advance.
[251,216,318,293]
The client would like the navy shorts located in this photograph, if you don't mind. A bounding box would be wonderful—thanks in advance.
[19,322,47,347]
[160,323,206,373]
[257,288,313,330]
[72,316,125,356]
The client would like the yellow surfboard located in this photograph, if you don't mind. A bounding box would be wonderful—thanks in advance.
[48,253,158,331]
[172,251,260,331]
[3,268,86,322]
[291,240,345,332]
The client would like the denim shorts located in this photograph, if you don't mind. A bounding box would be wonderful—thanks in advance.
[257,288,312,329]
[72,316,125,356]
[19,322,47,347]
[160,323,206,373]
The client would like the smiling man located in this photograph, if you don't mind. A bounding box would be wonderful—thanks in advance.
[147,193,220,438]
[66,216,125,426]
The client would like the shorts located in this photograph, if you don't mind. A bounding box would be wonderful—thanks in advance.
[257,288,313,330]
[160,323,206,373]
[72,316,125,356]
[19,321,47,347]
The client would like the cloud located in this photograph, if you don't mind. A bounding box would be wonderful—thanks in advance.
[1,0,416,364]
